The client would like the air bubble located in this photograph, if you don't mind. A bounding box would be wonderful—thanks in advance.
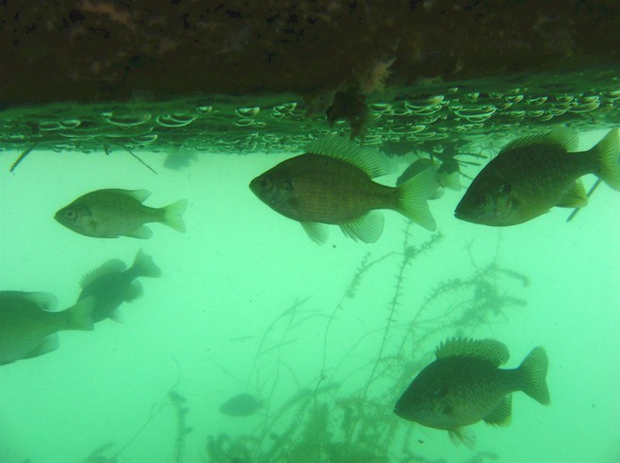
[235,107,260,118]
[105,113,152,128]
[156,114,198,127]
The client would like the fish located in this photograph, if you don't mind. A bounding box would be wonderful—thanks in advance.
[455,128,620,226]
[164,152,197,170]
[397,157,462,199]
[394,337,549,449]
[249,136,438,244]
[0,291,94,365]
[219,393,264,417]
[55,189,188,238]
[78,249,162,323]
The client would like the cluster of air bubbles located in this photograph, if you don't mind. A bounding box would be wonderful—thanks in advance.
[1,77,619,158]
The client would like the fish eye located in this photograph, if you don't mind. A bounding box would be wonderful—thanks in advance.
[259,178,272,191]
[64,209,77,220]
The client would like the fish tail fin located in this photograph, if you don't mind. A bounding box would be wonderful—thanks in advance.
[132,249,162,278]
[592,129,620,190]
[518,346,550,405]
[162,199,188,232]
[395,168,438,231]
[65,297,95,331]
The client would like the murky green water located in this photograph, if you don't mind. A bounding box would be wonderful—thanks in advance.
[1,73,619,462]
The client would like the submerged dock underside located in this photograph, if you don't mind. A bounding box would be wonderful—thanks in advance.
[1,1,619,158]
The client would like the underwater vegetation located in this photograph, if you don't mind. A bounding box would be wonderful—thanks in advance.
[80,387,192,463]
[200,224,530,462]
[70,224,529,462]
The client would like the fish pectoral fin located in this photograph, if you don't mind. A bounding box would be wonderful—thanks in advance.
[339,211,384,243]
[24,334,60,360]
[301,222,329,245]
[483,394,512,426]
[556,180,588,208]
[448,427,476,450]
[126,225,153,239]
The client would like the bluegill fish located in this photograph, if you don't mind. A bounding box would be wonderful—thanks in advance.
[455,128,620,226]
[0,291,94,365]
[397,157,462,199]
[394,338,549,449]
[55,189,188,238]
[250,136,437,244]
[78,249,162,323]
[219,393,264,417]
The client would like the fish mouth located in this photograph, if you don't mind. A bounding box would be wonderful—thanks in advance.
[453,204,467,221]
[393,405,417,422]
[248,177,260,195]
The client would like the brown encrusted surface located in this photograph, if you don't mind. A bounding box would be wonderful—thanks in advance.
[1,1,619,107]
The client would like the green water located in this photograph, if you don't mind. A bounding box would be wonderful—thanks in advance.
[0,91,619,462]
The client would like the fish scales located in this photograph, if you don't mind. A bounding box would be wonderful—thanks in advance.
[55,189,187,238]
[251,136,437,243]
[485,144,593,211]
[86,190,163,224]
[455,129,620,226]
[394,338,549,449]
[285,154,395,223]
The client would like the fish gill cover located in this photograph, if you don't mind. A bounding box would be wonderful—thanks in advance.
[1,2,619,463]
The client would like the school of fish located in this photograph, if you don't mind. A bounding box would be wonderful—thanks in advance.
[2,128,619,450]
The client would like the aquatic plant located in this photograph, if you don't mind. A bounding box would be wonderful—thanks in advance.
[169,389,193,463]
[79,385,190,463]
[203,224,529,462]
[82,443,117,463]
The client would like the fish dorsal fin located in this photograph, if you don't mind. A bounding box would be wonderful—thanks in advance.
[483,394,512,426]
[556,179,588,208]
[435,337,509,366]
[501,127,579,154]
[125,189,152,203]
[80,259,127,288]
[301,222,330,245]
[23,292,58,311]
[340,210,385,243]
[306,136,389,178]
